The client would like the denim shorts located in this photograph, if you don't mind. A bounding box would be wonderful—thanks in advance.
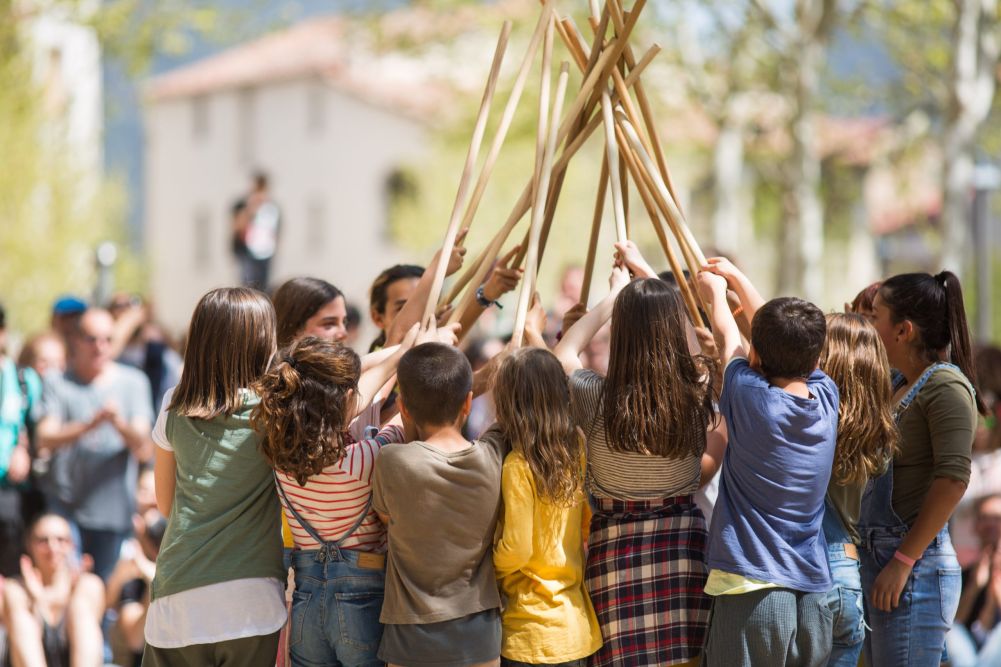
[288,548,386,667]
[378,608,502,667]
[825,543,865,667]
[860,528,961,667]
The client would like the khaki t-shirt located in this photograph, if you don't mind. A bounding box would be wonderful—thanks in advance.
[892,366,976,526]
[826,481,866,545]
[372,427,506,625]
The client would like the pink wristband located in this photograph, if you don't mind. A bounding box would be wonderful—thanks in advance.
[893,550,917,567]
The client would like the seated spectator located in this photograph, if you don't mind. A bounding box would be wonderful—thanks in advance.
[106,510,164,667]
[947,494,1001,667]
[1,514,104,666]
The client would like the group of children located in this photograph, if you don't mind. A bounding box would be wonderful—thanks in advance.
[140,237,982,667]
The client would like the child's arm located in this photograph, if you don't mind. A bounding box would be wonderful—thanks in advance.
[696,271,745,368]
[153,447,176,517]
[352,324,420,420]
[700,417,728,488]
[383,230,468,346]
[455,246,523,339]
[704,257,765,323]
[493,458,535,579]
[554,263,631,374]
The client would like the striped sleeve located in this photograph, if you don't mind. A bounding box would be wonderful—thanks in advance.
[569,369,603,430]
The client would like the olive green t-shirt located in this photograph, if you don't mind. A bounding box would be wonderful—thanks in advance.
[892,366,976,526]
[825,481,866,545]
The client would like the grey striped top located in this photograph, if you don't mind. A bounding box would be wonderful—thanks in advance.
[569,369,702,501]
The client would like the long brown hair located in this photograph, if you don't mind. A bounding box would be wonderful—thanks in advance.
[820,313,899,485]
[493,348,583,506]
[252,336,360,485]
[602,279,716,457]
[169,288,276,420]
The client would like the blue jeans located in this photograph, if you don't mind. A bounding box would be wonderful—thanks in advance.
[860,527,961,667]
[288,548,385,667]
[945,622,1001,667]
[824,545,865,667]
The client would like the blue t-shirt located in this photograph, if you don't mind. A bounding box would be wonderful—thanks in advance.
[707,357,839,593]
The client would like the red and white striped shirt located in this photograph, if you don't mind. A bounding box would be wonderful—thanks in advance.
[276,425,404,552]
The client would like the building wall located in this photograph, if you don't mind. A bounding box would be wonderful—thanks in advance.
[145,76,427,341]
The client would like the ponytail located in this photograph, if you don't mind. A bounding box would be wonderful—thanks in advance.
[881,271,987,415]
[936,271,987,415]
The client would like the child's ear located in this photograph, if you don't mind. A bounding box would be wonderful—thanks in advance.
[747,346,761,370]
[461,391,473,418]
[898,319,915,344]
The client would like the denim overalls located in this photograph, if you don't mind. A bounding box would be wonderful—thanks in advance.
[277,478,385,667]
[822,496,866,667]
[858,363,970,667]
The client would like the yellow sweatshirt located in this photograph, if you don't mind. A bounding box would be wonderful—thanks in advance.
[493,451,603,663]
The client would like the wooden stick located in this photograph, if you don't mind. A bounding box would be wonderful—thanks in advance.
[446,45,660,325]
[620,146,631,238]
[616,110,706,266]
[606,0,683,212]
[581,154,610,306]
[515,8,610,270]
[454,2,553,239]
[513,60,570,347]
[421,22,511,328]
[617,133,702,324]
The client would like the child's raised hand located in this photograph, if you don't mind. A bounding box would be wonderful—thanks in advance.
[417,321,461,347]
[609,263,631,291]
[608,239,656,278]
[525,293,547,334]
[703,257,741,285]
[696,271,728,302]
[430,228,469,277]
[482,246,523,302]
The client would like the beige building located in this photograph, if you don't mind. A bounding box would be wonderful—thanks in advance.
[144,18,447,339]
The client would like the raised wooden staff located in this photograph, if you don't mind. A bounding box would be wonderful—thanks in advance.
[512,58,571,347]
[446,41,661,327]
[438,1,556,308]
[580,155,610,305]
[420,22,511,329]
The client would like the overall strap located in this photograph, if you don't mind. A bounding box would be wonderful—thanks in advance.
[274,473,374,556]
[894,362,958,422]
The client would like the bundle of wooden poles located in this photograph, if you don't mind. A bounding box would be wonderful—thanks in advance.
[421,0,709,345]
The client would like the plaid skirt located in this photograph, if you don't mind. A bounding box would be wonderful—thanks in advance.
[585,495,710,667]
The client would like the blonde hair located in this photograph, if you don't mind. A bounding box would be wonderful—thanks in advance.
[493,348,583,506]
[820,313,899,485]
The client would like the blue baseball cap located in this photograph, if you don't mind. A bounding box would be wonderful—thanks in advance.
[52,295,88,316]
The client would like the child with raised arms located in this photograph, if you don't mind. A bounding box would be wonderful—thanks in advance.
[492,344,602,666]
[696,260,839,667]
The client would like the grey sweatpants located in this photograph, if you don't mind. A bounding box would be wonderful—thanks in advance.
[702,589,833,667]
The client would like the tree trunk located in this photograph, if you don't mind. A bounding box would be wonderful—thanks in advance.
[940,0,1000,272]
[777,34,825,302]
[711,100,745,257]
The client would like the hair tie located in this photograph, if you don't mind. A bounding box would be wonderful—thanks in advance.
[934,271,949,288]
[284,355,299,371]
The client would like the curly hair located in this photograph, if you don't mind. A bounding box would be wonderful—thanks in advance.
[252,336,360,486]
[603,279,717,458]
[493,348,583,506]
[820,313,899,486]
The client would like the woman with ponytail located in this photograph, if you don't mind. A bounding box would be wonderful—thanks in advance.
[862,271,986,667]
